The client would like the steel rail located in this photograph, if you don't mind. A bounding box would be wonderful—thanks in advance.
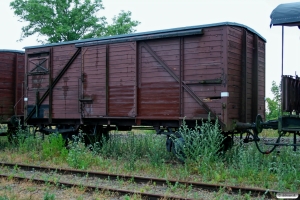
[0,162,282,198]
[0,174,188,200]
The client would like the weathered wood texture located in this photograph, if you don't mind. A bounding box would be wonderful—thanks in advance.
[257,37,266,121]
[227,26,265,126]
[82,45,107,118]
[138,39,180,118]
[183,26,225,122]
[108,42,136,117]
[227,26,243,122]
[16,53,25,116]
[26,45,81,119]
[0,51,24,122]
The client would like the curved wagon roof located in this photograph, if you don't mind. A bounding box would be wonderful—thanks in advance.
[24,21,266,50]
[270,1,300,27]
[0,49,24,54]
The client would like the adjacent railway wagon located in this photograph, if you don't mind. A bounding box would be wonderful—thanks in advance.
[23,22,266,143]
[0,50,24,127]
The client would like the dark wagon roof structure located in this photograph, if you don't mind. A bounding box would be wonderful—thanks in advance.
[0,49,24,54]
[24,21,266,49]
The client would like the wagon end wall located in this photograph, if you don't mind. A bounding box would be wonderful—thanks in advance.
[226,26,265,130]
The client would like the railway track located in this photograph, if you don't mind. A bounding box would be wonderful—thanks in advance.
[0,173,184,200]
[0,162,282,199]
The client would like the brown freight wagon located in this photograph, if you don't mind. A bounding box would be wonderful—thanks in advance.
[0,50,25,132]
[0,49,25,123]
[23,22,266,144]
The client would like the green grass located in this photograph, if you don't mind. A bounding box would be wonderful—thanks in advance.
[0,121,299,195]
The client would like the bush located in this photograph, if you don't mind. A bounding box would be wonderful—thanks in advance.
[42,133,68,160]
[66,133,92,169]
[10,126,41,153]
[171,115,225,163]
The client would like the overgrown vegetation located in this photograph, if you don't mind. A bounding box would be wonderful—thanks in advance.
[0,119,299,194]
[171,117,225,164]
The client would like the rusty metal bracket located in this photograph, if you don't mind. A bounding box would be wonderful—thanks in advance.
[25,48,82,122]
[140,42,225,127]
[79,98,93,104]
[184,79,222,85]
[198,79,222,84]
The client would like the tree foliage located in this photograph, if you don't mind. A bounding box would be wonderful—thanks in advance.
[10,0,140,43]
[265,81,281,120]
[105,11,140,36]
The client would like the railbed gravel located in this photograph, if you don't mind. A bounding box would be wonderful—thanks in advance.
[0,166,273,200]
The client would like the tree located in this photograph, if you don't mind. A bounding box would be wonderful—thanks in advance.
[10,0,140,43]
[265,81,281,120]
[105,11,140,36]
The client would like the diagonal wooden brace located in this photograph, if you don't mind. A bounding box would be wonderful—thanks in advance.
[25,48,82,122]
[141,42,224,127]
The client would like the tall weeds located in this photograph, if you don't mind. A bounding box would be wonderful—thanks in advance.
[171,116,225,164]
[42,133,67,160]
[13,126,41,153]
[66,133,93,169]
[96,132,171,169]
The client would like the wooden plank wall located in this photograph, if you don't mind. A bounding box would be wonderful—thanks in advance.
[108,42,136,117]
[0,51,24,118]
[227,26,243,122]
[52,45,81,119]
[138,38,180,118]
[0,52,15,117]
[246,32,254,122]
[183,26,225,120]
[257,38,266,120]
[26,45,81,119]
[227,26,266,123]
[82,45,106,117]
[26,47,49,119]
[16,53,25,115]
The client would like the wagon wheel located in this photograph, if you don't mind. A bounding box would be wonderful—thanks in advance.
[7,124,31,145]
[220,134,234,152]
[7,125,18,144]
[65,129,80,145]
[6,115,20,143]
[80,125,110,146]
[170,136,186,163]
[10,115,20,128]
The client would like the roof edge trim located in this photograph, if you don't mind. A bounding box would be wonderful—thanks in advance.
[0,49,25,54]
[24,21,266,49]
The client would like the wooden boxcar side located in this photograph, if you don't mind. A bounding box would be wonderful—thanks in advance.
[226,26,266,130]
[0,50,25,124]
[25,44,81,122]
[23,22,266,133]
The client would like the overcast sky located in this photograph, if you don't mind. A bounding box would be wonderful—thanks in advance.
[1,0,300,97]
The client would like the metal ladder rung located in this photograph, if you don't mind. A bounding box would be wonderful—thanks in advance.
[264,143,300,146]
